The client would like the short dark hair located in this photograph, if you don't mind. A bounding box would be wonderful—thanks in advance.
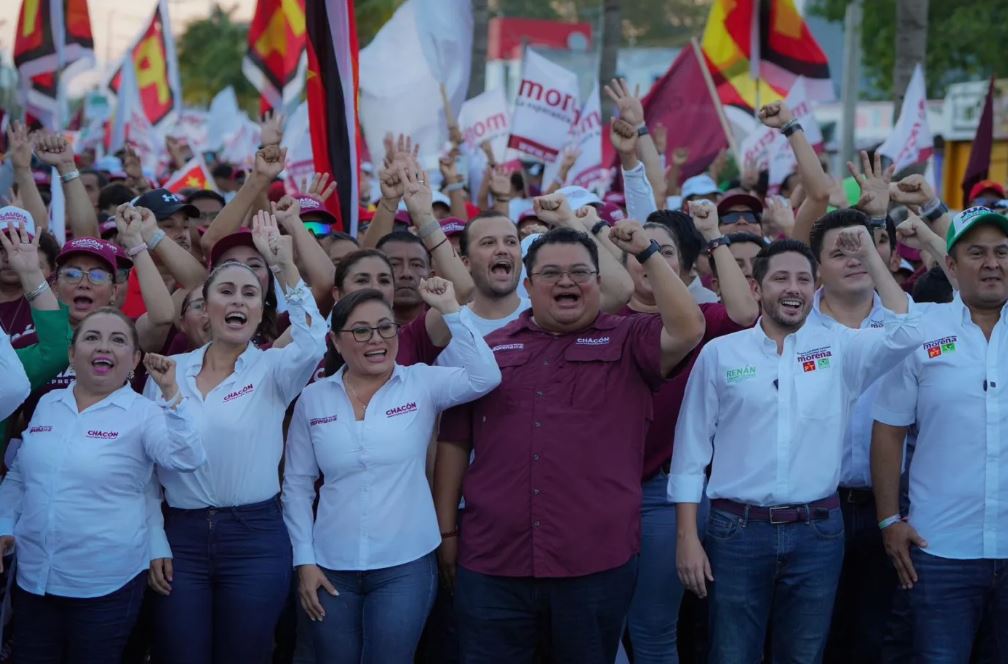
[327,231,358,247]
[97,183,136,213]
[809,208,872,259]
[911,266,954,304]
[523,227,598,274]
[71,306,139,351]
[376,231,430,264]
[80,169,108,189]
[646,209,703,272]
[459,210,514,257]
[709,232,768,279]
[752,239,818,285]
[334,249,392,291]
[323,288,392,377]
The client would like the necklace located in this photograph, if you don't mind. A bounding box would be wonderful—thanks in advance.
[343,376,370,412]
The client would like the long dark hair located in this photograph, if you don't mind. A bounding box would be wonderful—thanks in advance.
[202,260,277,344]
[322,288,392,377]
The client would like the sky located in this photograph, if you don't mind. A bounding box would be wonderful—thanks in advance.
[1,0,256,73]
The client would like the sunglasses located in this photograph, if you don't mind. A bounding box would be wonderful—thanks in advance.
[719,211,761,226]
[59,266,113,285]
[303,221,333,238]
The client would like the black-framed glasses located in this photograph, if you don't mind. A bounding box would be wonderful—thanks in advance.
[59,266,112,285]
[720,211,761,226]
[340,321,399,343]
[529,268,598,284]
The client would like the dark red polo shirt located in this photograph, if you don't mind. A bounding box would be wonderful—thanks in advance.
[440,309,665,578]
[617,302,748,480]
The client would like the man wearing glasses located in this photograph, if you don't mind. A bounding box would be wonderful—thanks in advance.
[435,223,705,663]
[717,190,765,236]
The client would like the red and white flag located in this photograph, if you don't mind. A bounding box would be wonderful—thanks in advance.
[162,155,217,193]
[507,50,580,163]
[544,81,606,193]
[878,64,933,173]
[458,88,511,159]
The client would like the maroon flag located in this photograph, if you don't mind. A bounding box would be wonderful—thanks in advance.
[962,78,995,205]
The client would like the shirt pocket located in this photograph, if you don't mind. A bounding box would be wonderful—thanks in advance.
[562,342,625,410]
[492,351,535,413]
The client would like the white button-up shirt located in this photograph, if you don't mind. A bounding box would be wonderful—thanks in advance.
[144,281,326,513]
[873,296,1008,559]
[669,307,922,506]
[0,331,29,421]
[282,311,501,571]
[806,289,908,489]
[0,384,205,597]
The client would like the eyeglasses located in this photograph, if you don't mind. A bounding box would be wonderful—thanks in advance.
[720,211,761,226]
[59,266,112,285]
[340,321,399,343]
[181,297,206,316]
[529,268,598,284]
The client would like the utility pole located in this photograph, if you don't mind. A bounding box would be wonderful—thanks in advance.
[840,0,862,167]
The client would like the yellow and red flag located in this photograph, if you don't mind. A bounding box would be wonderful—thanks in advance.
[701,0,832,112]
[14,0,95,128]
[109,0,181,129]
[243,0,307,114]
[162,155,217,194]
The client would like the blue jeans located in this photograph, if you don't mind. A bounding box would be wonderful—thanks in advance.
[626,471,708,664]
[454,557,638,664]
[706,506,845,663]
[909,549,1008,663]
[13,572,146,663]
[310,552,437,663]
[153,496,293,664]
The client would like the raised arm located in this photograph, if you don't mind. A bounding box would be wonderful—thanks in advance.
[118,206,175,351]
[609,218,705,374]
[360,134,416,249]
[896,213,955,288]
[543,147,580,195]
[889,174,952,241]
[689,202,759,325]
[273,195,336,311]
[136,202,208,291]
[6,122,48,230]
[439,154,470,220]
[200,145,285,254]
[606,78,666,207]
[35,132,99,238]
[141,354,206,471]
[486,166,513,217]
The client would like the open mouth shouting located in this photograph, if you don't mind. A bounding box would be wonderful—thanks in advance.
[224,311,248,330]
[490,259,514,280]
[363,348,389,364]
[91,355,115,376]
[72,293,95,313]
[553,289,582,310]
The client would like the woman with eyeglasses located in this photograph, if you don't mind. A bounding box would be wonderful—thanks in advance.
[0,307,205,663]
[144,211,326,664]
[282,280,500,663]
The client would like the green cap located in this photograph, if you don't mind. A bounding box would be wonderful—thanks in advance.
[946,206,1008,252]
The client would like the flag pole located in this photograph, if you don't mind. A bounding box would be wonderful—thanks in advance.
[690,38,739,163]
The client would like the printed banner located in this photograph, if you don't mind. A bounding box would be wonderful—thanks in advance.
[507,50,579,163]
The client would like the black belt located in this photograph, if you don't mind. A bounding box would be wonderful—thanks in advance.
[711,494,839,524]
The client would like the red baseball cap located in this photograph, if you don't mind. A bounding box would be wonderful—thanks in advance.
[968,180,1006,203]
[56,237,118,273]
[439,217,467,237]
[717,190,764,216]
[208,228,257,268]
[597,202,626,225]
[296,194,339,226]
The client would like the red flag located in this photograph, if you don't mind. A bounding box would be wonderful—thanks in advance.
[962,78,995,205]
[109,0,181,129]
[244,0,307,113]
[604,43,729,182]
[305,0,359,234]
[162,156,217,194]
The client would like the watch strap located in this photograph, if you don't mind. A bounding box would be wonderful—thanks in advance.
[634,239,661,264]
[705,235,731,254]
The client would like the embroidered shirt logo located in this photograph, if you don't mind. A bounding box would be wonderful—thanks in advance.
[28,425,52,434]
[386,402,417,418]
[924,336,957,359]
[726,366,757,384]
[575,336,610,346]
[797,346,832,372]
[86,430,118,440]
[491,343,524,352]
[309,415,338,426]
[869,320,884,329]
[223,384,254,402]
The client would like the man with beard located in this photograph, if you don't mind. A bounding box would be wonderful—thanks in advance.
[670,233,922,663]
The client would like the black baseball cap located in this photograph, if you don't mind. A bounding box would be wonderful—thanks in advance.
[133,188,199,221]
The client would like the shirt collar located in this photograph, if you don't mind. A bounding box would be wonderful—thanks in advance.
[185,341,258,378]
[812,287,884,328]
[55,381,137,412]
[327,364,404,392]
[506,309,619,337]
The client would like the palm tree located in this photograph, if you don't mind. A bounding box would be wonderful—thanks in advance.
[468,0,490,97]
[598,0,621,117]
[892,0,928,117]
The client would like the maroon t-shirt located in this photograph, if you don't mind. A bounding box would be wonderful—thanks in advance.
[440,310,667,578]
[616,302,749,481]
[0,296,37,349]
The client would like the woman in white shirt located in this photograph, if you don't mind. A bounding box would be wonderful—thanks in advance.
[0,329,29,420]
[145,211,327,664]
[282,281,501,663]
[0,307,204,663]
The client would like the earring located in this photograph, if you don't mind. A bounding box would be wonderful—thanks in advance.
[128,369,135,381]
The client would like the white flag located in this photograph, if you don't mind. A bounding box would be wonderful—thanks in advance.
[568,82,605,191]
[878,64,933,172]
[458,88,511,160]
[507,50,580,163]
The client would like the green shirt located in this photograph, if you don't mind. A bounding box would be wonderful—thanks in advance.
[0,304,71,442]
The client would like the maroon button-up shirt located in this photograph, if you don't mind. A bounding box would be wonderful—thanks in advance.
[440,309,665,578]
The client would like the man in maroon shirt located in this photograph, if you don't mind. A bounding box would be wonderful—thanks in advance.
[434,224,705,663]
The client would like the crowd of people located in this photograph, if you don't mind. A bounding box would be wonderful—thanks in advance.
[0,78,1005,664]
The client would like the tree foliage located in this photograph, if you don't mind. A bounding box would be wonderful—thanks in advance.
[809,0,1008,98]
[176,6,259,113]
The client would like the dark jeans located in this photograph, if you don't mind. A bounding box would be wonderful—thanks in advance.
[454,557,638,664]
[309,553,437,663]
[706,506,845,663]
[152,496,293,664]
[909,549,1008,664]
[12,572,146,663]
[826,490,897,663]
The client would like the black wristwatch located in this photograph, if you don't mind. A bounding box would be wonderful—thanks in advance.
[636,124,649,137]
[782,121,803,137]
[705,235,731,255]
[590,220,608,236]
[635,239,661,264]
[923,202,949,223]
